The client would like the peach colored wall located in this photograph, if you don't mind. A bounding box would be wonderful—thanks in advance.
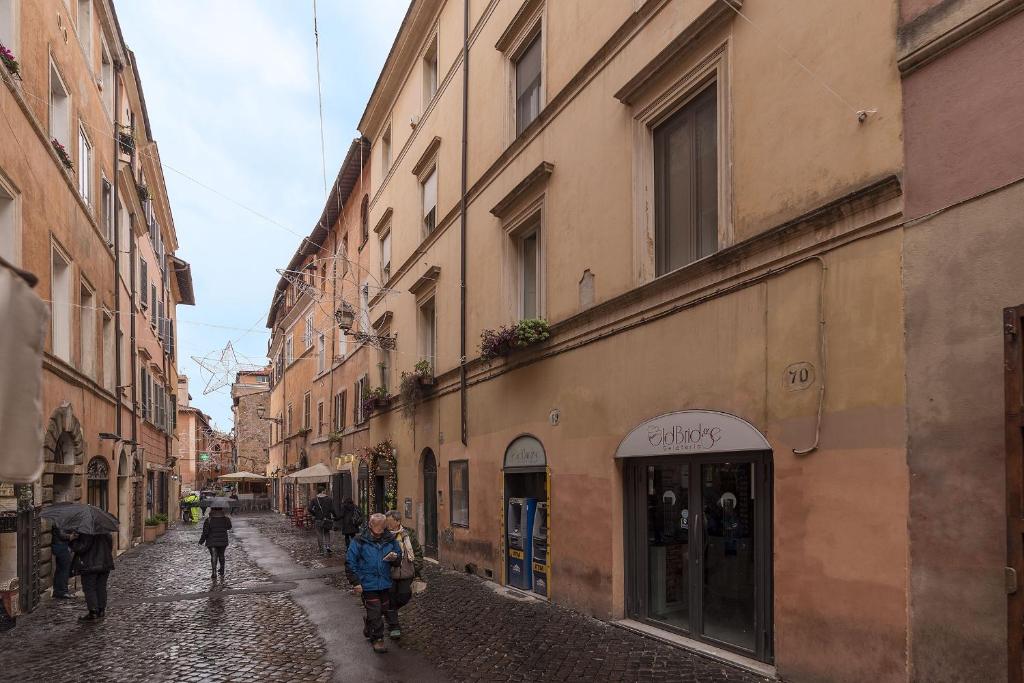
[901,9,1024,681]
[902,10,1024,219]
[357,0,909,679]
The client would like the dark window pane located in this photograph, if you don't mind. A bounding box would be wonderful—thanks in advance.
[516,33,542,135]
[654,84,718,275]
[522,231,538,318]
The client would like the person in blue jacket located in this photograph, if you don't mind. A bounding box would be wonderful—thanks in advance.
[345,512,402,653]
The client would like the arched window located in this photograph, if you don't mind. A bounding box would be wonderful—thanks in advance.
[360,195,369,244]
[87,457,110,511]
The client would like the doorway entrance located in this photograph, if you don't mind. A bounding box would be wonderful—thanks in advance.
[502,435,549,597]
[117,450,130,549]
[422,449,438,558]
[619,411,773,663]
[331,472,352,511]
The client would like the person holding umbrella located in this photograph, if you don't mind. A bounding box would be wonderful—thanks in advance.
[40,502,119,622]
[199,499,232,580]
[69,530,114,622]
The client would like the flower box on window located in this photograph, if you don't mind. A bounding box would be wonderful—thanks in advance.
[51,139,73,170]
[0,44,21,79]
[479,318,550,361]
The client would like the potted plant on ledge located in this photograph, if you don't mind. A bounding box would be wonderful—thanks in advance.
[399,360,434,418]
[118,128,135,157]
[0,44,21,79]
[143,516,159,543]
[155,513,168,536]
[51,139,73,171]
[480,318,550,362]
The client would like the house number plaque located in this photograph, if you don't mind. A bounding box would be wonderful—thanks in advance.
[784,362,815,391]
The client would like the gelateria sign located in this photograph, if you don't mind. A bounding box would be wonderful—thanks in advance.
[504,435,546,470]
[615,410,770,458]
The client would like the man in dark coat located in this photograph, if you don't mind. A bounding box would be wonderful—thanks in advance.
[384,510,424,639]
[339,498,363,550]
[69,532,114,622]
[199,505,232,579]
[307,484,337,555]
[345,513,402,653]
[50,525,73,599]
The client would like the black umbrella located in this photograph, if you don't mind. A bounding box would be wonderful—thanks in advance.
[40,502,119,535]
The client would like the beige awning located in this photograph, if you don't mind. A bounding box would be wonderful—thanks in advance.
[218,471,267,482]
[283,462,334,484]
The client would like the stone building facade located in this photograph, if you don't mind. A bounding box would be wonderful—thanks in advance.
[0,0,193,614]
[265,139,376,513]
[261,0,1023,679]
[231,368,271,474]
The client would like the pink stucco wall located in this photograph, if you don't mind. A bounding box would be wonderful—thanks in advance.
[902,9,1024,219]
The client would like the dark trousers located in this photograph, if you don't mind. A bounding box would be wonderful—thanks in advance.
[386,578,413,628]
[51,542,72,597]
[361,590,390,642]
[209,546,226,574]
[81,572,109,614]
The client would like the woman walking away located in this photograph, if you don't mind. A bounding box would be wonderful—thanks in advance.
[70,531,114,622]
[199,503,232,580]
[308,484,337,555]
[339,498,363,551]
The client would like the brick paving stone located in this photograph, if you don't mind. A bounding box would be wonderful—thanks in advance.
[0,520,334,683]
[252,513,770,683]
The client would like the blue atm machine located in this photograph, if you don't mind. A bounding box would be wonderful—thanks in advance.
[531,501,549,597]
[507,497,537,590]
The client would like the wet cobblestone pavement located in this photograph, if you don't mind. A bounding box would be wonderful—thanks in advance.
[0,520,333,683]
[251,514,769,683]
[2,514,769,682]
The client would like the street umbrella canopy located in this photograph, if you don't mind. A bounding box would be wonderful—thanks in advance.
[41,502,119,535]
[218,471,267,482]
[284,462,334,484]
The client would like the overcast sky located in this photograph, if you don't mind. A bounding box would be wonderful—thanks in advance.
[116,1,408,429]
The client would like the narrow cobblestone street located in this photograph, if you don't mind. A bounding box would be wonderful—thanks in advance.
[2,514,767,682]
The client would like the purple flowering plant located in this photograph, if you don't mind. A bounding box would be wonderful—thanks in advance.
[0,44,19,78]
[479,318,550,361]
[51,139,73,170]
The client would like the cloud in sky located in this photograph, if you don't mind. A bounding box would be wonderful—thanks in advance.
[115,0,409,429]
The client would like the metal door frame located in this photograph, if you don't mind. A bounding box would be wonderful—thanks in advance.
[623,451,774,663]
[1005,304,1024,683]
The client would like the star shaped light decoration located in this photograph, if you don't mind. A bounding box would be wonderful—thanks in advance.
[191,341,264,395]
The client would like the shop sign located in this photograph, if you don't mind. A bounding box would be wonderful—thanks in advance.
[199,452,210,462]
[615,410,770,458]
[503,435,546,470]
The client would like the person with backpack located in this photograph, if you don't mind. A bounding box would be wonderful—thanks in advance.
[307,484,337,555]
[339,497,363,550]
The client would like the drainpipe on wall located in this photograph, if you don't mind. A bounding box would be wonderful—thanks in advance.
[129,214,138,457]
[459,0,470,446]
[112,62,123,437]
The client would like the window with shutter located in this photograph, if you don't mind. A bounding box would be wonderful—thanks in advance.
[140,259,148,308]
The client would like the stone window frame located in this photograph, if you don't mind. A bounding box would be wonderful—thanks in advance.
[630,41,733,287]
[0,168,22,267]
[496,0,547,147]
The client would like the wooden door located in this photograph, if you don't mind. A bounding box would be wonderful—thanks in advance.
[1006,304,1024,683]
